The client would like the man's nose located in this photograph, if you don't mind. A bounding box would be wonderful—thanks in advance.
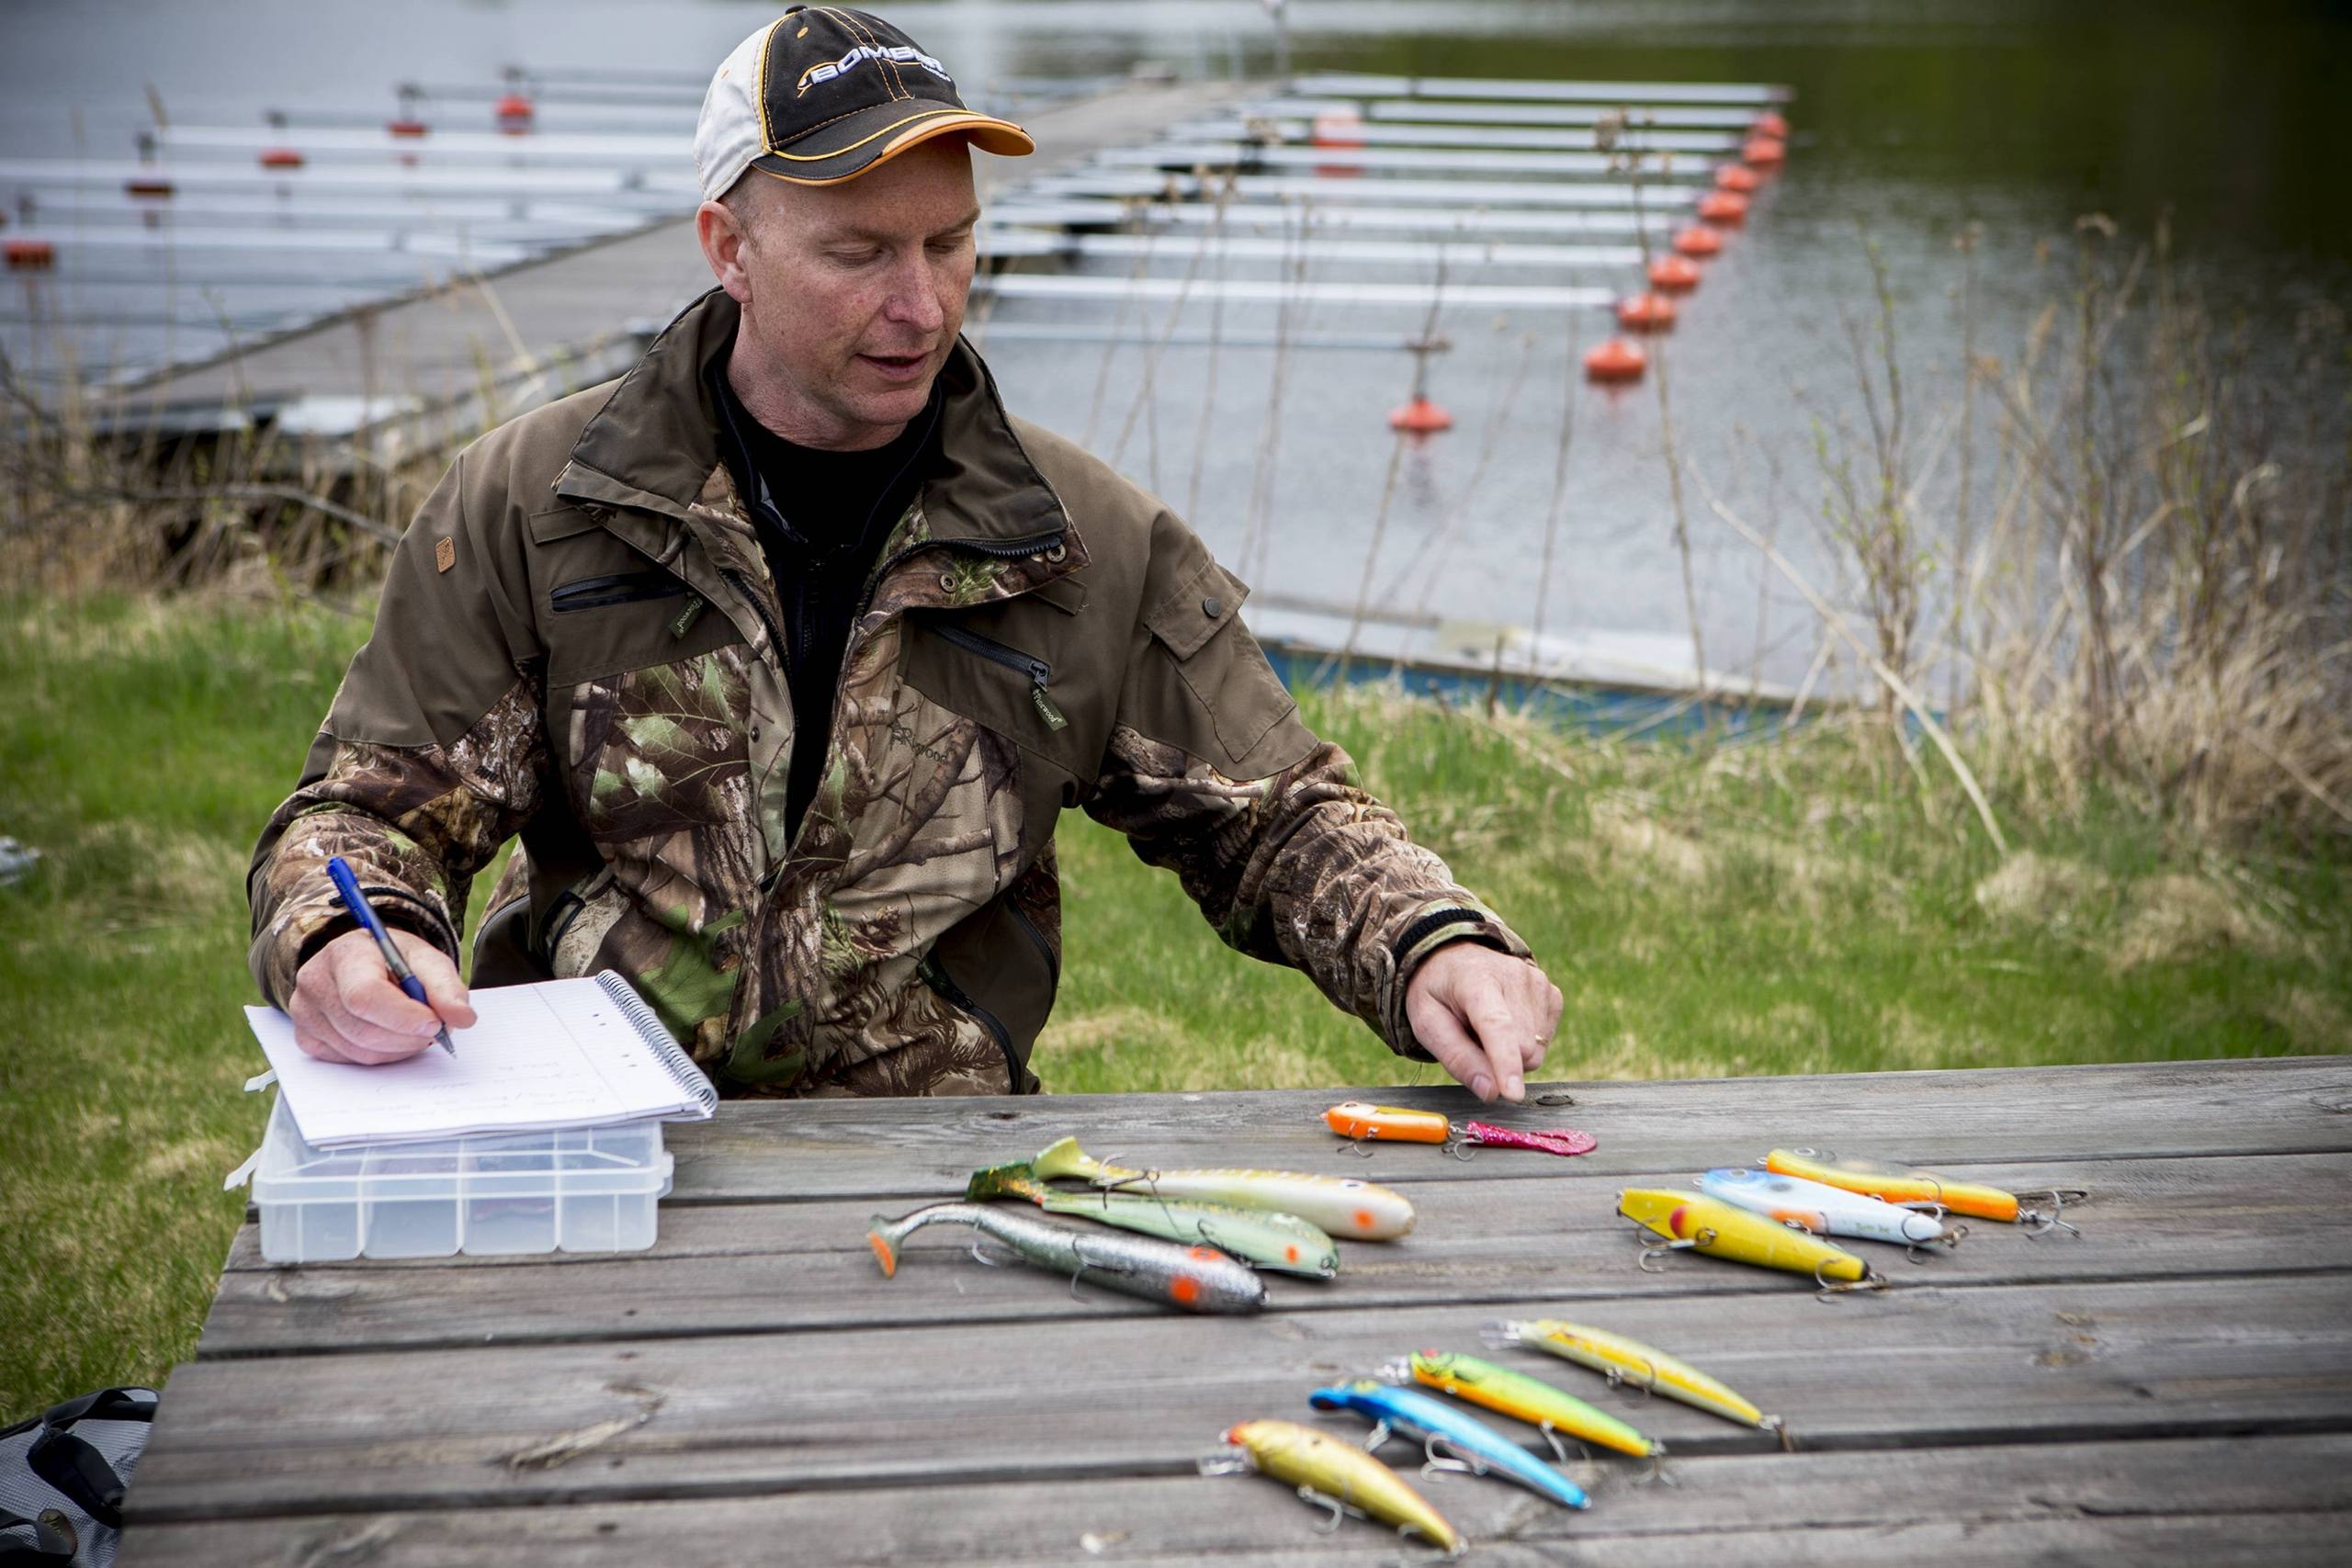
[882,255,948,333]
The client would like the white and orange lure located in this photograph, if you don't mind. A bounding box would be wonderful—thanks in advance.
[1698,1167,1960,1251]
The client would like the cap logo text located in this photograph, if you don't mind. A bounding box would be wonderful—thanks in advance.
[797,43,950,96]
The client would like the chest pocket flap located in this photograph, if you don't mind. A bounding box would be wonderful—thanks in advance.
[1135,556,1309,778]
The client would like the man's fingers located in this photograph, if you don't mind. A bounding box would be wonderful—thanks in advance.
[330,936,444,1035]
[1408,986,1499,1101]
[394,931,476,1030]
[1463,987,1530,1102]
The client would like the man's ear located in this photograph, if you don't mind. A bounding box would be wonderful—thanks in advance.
[696,198,752,304]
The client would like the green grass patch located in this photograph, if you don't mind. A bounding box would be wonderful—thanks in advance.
[3,592,2346,1421]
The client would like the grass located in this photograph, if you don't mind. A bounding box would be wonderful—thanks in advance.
[3,591,2347,1423]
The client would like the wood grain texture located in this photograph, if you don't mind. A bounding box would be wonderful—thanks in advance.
[198,1151,2352,1356]
[128,1275,2352,1522]
[119,1434,2352,1567]
[128,1055,2352,1566]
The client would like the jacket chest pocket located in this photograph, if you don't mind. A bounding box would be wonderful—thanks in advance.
[565,645,761,845]
[900,606,1100,787]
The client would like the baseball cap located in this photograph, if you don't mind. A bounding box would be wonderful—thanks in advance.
[694,6,1034,199]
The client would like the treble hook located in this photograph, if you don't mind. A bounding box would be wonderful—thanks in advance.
[1636,1228,1710,1272]
[1360,1420,1394,1454]
[1296,1484,1352,1534]
[1761,1415,1794,1453]
[1537,1423,1571,1466]
[1419,1435,1486,1483]
[1442,1132,1478,1163]
[1340,1134,1379,1160]
[1906,1222,1967,1264]
[1634,1445,1676,1487]
[1603,1359,1657,1404]
[2022,1190,2086,1238]
[1814,1262,1891,1303]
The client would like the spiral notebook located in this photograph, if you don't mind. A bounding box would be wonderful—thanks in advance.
[243,971,718,1148]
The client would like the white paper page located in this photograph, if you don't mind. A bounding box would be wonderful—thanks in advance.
[243,976,697,1145]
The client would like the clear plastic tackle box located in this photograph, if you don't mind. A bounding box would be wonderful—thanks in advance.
[243,1093,674,1262]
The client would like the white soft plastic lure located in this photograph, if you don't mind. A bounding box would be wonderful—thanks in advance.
[1697,1167,1959,1248]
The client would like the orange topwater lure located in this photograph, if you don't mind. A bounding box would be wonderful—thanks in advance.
[1325,1102,1451,1144]
[1764,1148,2084,1235]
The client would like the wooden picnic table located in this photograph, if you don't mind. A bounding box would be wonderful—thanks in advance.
[122,1055,2352,1565]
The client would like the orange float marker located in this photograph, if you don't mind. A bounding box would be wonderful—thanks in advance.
[1672,225,1723,258]
[1647,254,1702,292]
[1742,134,1786,168]
[1698,190,1749,226]
[495,92,535,134]
[1615,293,1678,333]
[257,147,304,170]
[1752,109,1791,139]
[1584,338,1648,385]
[1387,397,1453,434]
[1715,164,1760,193]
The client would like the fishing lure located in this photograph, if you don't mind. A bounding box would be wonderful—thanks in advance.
[1309,1379,1591,1510]
[1483,1319,1786,1439]
[1202,1418,1462,1556]
[966,1161,1340,1279]
[1028,1136,1416,1240]
[1398,1350,1662,1462]
[1323,1102,1598,1161]
[865,1201,1267,1314]
[1697,1167,1962,1253]
[1617,1189,1888,1295]
[1764,1147,2083,1235]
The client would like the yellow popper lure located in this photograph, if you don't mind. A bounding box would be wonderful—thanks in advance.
[1764,1148,2084,1235]
[1617,1189,1889,1296]
[1400,1350,1663,1462]
[1202,1418,1463,1557]
[1484,1319,1786,1440]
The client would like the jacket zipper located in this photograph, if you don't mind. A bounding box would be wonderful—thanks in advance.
[550,570,688,612]
[1007,899,1060,989]
[918,952,1022,1092]
[926,620,1069,732]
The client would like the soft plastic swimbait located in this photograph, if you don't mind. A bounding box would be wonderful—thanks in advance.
[865,1201,1267,1314]
[1029,1136,1416,1240]
[1697,1167,1960,1250]
[1457,1121,1597,1158]
[1401,1350,1661,1460]
[1203,1418,1462,1555]
[1484,1319,1784,1437]
[1763,1147,2083,1234]
[1617,1189,1887,1293]
[965,1161,1340,1279]
[1309,1379,1591,1510]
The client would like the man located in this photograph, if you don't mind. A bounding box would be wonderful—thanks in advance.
[249,6,1563,1100]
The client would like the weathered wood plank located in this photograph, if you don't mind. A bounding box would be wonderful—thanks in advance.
[196,1151,2352,1356]
[119,1434,2352,1567]
[662,1056,2352,1201]
[126,1275,2352,1523]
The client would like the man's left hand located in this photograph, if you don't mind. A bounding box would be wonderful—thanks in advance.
[1404,943,1564,1103]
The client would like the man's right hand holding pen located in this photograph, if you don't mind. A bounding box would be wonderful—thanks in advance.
[288,927,477,1066]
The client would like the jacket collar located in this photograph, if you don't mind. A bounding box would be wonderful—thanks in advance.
[555,288,1069,549]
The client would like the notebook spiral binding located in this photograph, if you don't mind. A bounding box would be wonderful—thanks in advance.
[594,971,719,1114]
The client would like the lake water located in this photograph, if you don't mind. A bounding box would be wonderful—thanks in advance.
[6,0,2346,692]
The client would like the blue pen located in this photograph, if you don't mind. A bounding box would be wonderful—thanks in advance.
[324,855,456,1056]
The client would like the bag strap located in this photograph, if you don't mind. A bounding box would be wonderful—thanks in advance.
[0,1504,77,1565]
[20,1387,159,1536]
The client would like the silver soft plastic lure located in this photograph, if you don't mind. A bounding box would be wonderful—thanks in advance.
[866,1201,1269,1314]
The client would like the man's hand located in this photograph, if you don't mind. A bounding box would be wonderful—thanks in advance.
[288,929,477,1066]
[1404,942,1563,1103]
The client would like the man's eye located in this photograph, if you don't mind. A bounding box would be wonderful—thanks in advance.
[831,249,882,265]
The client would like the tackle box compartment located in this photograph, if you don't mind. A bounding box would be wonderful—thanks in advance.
[245,1093,673,1262]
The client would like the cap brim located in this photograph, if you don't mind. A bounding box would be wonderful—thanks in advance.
[749,103,1033,187]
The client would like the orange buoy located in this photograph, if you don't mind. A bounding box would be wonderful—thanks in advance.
[388,117,428,138]
[6,238,56,271]
[1714,164,1760,193]
[125,175,174,198]
[1672,225,1723,258]
[1742,134,1786,168]
[1387,396,1453,434]
[1753,110,1790,140]
[1698,190,1749,226]
[1615,293,1679,333]
[1583,338,1647,384]
[1310,110,1365,150]
[1648,254,1702,292]
[495,92,535,133]
[258,147,304,170]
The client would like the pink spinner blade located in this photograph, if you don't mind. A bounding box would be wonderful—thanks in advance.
[1462,1122,1597,1156]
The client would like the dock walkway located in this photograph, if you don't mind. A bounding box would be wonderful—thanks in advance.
[121,1055,2352,1564]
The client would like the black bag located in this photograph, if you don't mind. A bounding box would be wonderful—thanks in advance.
[0,1388,157,1567]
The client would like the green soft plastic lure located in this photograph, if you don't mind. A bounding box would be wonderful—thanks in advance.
[966,1161,1340,1278]
[1401,1349,1663,1460]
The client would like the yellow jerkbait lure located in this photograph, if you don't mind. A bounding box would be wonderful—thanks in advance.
[1486,1318,1784,1437]
[1206,1418,1462,1555]
[1617,1189,1887,1292]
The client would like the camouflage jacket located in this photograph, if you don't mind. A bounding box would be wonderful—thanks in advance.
[249,288,1531,1096]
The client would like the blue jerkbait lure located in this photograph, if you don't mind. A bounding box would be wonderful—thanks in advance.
[1308,1380,1591,1510]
